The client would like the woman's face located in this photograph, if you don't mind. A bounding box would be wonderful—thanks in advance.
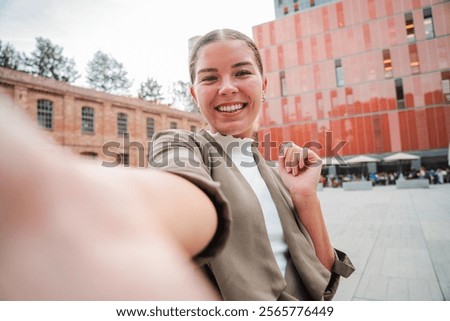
[190,39,266,139]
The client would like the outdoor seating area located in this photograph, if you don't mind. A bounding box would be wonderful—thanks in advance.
[320,152,450,190]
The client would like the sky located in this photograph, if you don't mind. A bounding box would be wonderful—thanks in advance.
[0,0,275,103]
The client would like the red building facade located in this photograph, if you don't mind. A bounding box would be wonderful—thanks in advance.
[253,0,449,170]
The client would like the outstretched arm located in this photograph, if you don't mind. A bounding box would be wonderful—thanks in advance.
[0,100,218,300]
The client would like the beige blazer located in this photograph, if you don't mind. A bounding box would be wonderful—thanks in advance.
[150,129,354,300]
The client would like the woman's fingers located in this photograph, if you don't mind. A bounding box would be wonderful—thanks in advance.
[280,143,323,177]
[281,144,310,176]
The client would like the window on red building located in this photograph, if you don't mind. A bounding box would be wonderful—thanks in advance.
[284,6,289,15]
[395,78,405,109]
[335,59,344,87]
[170,121,178,129]
[442,71,450,103]
[117,112,128,136]
[80,152,97,159]
[146,117,155,138]
[81,106,94,134]
[382,49,393,79]
[408,44,420,74]
[405,12,416,43]
[310,0,315,7]
[423,7,435,40]
[280,71,287,96]
[118,153,129,166]
[37,99,53,130]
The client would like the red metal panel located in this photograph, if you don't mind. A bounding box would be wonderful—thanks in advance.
[364,116,375,154]
[296,40,305,65]
[322,6,330,32]
[407,109,419,150]
[425,107,438,149]
[434,107,448,147]
[399,111,411,151]
[380,113,392,152]
[385,0,394,16]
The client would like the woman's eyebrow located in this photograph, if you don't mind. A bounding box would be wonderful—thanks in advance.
[197,67,218,75]
[232,61,253,69]
[197,61,253,75]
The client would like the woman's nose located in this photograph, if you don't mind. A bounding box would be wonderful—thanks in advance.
[218,77,238,96]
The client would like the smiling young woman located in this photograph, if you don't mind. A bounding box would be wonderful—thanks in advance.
[150,28,354,301]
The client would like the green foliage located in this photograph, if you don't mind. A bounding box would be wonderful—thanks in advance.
[25,37,80,83]
[0,40,24,70]
[170,80,198,112]
[86,51,132,94]
[138,77,164,102]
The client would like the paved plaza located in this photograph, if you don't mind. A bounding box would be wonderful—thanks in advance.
[319,184,450,301]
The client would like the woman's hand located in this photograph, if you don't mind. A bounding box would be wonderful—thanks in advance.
[278,143,322,197]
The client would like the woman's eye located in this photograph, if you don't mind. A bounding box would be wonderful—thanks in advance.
[236,70,252,77]
[201,75,217,82]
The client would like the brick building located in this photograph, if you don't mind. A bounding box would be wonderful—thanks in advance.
[0,67,205,167]
[254,0,450,174]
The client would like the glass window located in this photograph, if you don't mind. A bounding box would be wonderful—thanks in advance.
[382,49,393,79]
[280,71,287,96]
[423,7,435,40]
[170,121,177,129]
[335,59,344,87]
[81,106,94,134]
[283,6,289,15]
[405,12,416,43]
[117,112,128,136]
[442,71,450,103]
[395,78,405,109]
[408,44,420,74]
[190,125,197,132]
[119,153,129,166]
[37,99,53,129]
[80,152,97,159]
[146,117,155,138]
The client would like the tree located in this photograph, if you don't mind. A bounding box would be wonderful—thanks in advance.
[86,51,132,94]
[170,80,198,112]
[0,40,24,70]
[25,37,80,83]
[138,77,164,102]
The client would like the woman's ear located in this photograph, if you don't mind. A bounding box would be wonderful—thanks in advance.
[262,76,268,97]
[190,86,201,112]
[190,86,198,105]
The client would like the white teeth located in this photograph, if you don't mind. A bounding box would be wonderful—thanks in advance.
[216,104,244,112]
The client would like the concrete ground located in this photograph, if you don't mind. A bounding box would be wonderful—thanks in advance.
[319,184,450,301]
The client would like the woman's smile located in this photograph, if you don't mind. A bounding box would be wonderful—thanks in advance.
[214,103,248,113]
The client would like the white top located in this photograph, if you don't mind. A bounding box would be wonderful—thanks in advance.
[209,132,288,276]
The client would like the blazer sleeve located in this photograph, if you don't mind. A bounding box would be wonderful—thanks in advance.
[149,129,231,265]
[323,249,355,300]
